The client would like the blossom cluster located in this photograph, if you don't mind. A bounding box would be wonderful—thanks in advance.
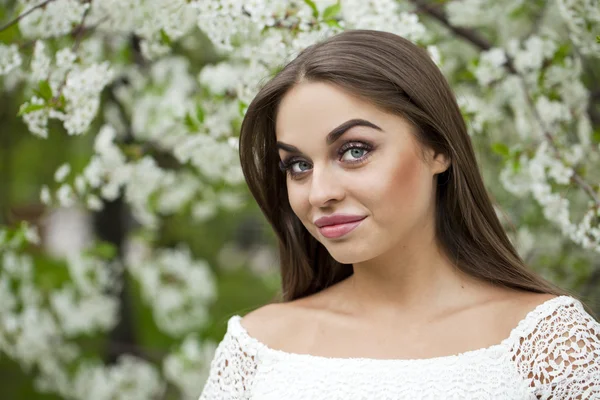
[127,241,217,337]
[0,223,126,397]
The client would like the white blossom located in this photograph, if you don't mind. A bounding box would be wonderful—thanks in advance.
[56,184,76,207]
[557,0,600,57]
[472,48,507,86]
[30,41,51,83]
[62,62,114,135]
[163,336,217,400]
[507,35,557,73]
[427,45,442,67]
[72,356,165,400]
[23,224,41,245]
[18,0,90,39]
[535,96,571,127]
[128,245,217,336]
[342,0,426,42]
[198,62,244,96]
[50,285,118,336]
[192,201,217,222]
[54,163,71,183]
[40,185,52,205]
[55,47,77,74]
[157,172,200,215]
[0,44,22,75]
[20,96,49,138]
[86,194,103,211]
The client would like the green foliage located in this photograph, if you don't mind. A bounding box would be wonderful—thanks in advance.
[84,241,118,260]
[36,80,53,102]
[491,142,510,158]
[322,1,341,22]
[17,102,45,116]
[160,29,173,46]
[303,0,319,19]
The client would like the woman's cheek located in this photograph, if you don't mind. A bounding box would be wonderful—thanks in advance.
[363,151,427,219]
[287,184,310,221]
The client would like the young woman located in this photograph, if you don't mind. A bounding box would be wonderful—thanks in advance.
[199,30,600,399]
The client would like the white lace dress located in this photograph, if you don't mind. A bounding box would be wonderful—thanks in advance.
[198,296,600,399]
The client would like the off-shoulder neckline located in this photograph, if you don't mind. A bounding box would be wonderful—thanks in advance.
[226,295,581,364]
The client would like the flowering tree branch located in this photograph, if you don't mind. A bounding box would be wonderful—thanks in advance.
[409,0,519,73]
[0,0,57,32]
[49,1,93,106]
[71,1,92,52]
[410,0,600,208]
[519,76,600,207]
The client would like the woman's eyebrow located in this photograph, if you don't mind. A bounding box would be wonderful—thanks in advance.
[276,118,382,152]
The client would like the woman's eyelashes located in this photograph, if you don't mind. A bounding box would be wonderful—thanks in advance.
[279,141,374,179]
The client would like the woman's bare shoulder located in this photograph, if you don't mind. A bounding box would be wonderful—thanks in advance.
[241,278,350,344]
[240,286,343,348]
[240,301,309,348]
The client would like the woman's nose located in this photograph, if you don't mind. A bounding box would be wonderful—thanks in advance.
[308,164,345,207]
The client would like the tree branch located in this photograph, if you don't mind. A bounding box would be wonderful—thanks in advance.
[0,0,57,32]
[409,0,519,74]
[70,0,92,53]
[517,77,600,206]
[410,0,600,208]
[523,2,549,39]
[49,1,94,106]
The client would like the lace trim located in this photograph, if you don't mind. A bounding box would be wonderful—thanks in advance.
[227,295,578,364]
[199,295,600,399]
[506,296,600,399]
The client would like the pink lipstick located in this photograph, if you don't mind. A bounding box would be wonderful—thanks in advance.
[314,214,366,239]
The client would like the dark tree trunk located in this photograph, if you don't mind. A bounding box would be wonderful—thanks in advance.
[93,196,139,363]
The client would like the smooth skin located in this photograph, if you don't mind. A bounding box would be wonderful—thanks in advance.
[242,81,554,360]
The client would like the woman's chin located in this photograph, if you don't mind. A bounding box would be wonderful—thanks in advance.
[325,245,375,265]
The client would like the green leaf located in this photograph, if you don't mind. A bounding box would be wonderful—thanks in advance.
[303,0,319,18]
[85,241,117,260]
[160,29,172,46]
[322,1,341,21]
[491,142,510,158]
[547,90,561,101]
[17,103,46,116]
[553,43,570,64]
[122,144,144,160]
[511,157,521,172]
[238,100,248,117]
[185,113,199,131]
[592,129,600,144]
[508,3,527,18]
[597,35,600,44]
[326,19,342,28]
[196,105,205,124]
[36,80,53,101]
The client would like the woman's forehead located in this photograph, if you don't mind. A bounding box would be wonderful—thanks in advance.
[275,82,386,141]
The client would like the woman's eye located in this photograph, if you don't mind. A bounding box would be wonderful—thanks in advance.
[291,160,311,173]
[341,148,367,161]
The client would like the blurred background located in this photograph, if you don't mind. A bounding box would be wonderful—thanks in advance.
[0,0,599,399]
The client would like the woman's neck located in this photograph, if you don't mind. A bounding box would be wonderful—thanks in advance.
[344,228,481,321]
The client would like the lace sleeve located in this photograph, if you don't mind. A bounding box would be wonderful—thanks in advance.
[512,298,600,399]
[198,317,258,400]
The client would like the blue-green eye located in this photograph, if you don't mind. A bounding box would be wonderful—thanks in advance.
[341,148,367,161]
[291,160,311,173]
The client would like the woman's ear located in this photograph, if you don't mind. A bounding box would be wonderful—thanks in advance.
[430,151,451,175]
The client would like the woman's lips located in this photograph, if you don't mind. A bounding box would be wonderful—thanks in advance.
[318,217,365,239]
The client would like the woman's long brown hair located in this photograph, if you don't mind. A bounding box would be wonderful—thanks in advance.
[239,29,567,302]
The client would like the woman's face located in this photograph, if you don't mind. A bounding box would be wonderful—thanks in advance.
[275,81,448,264]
